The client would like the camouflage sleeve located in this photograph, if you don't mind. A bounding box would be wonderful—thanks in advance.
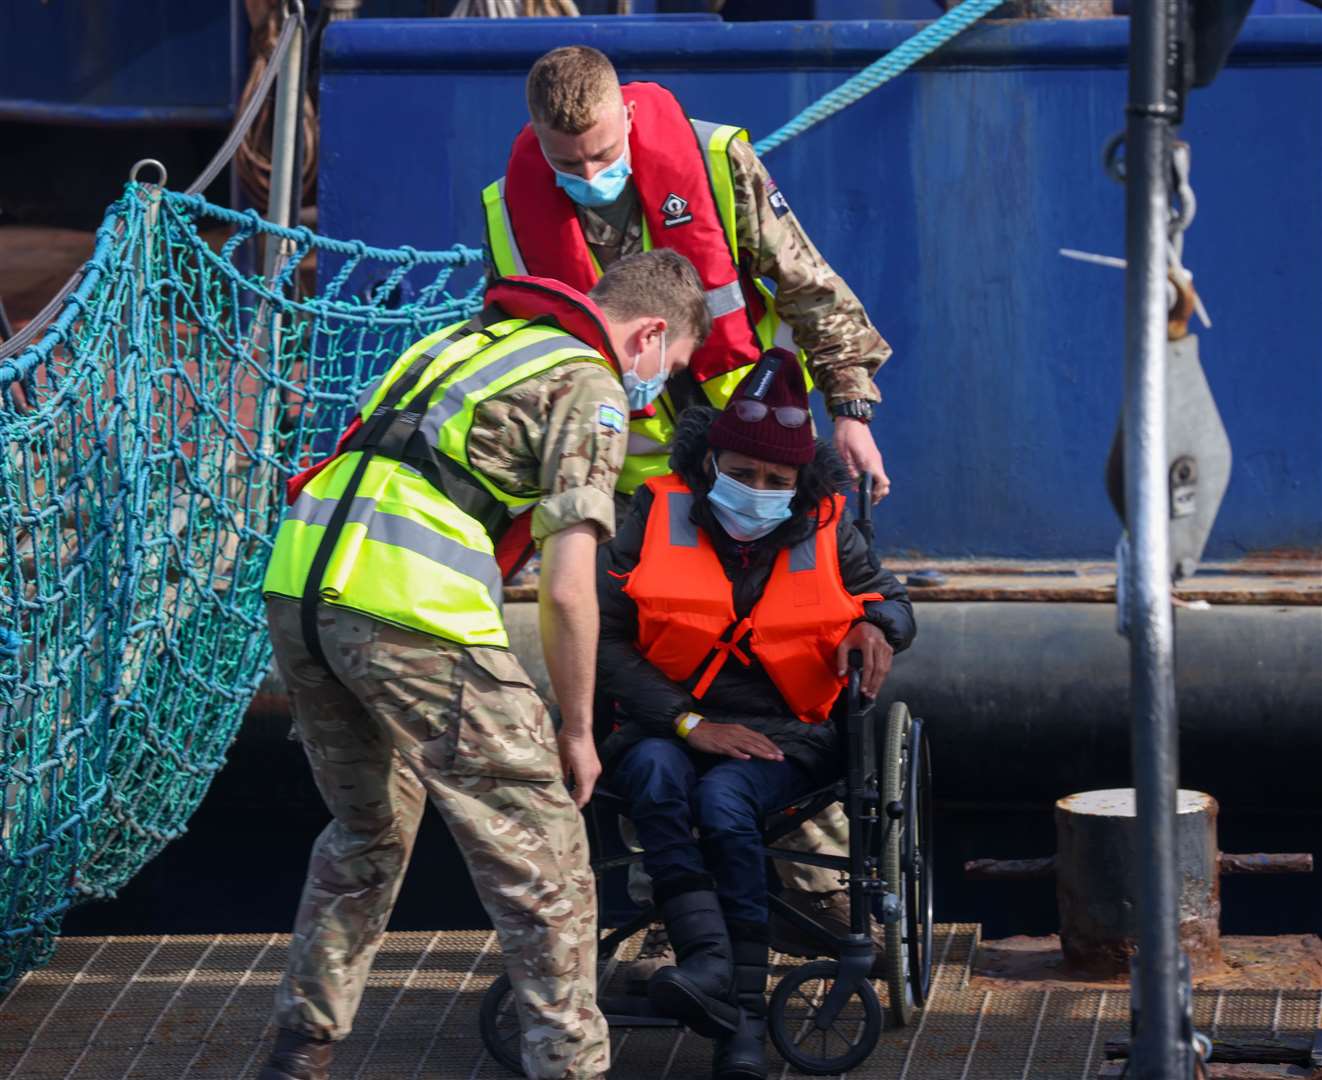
[727,136,891,407]
[468,361,629,545]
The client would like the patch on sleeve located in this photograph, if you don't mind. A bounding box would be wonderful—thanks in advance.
[766,177,792,219]
[598,403,626,433]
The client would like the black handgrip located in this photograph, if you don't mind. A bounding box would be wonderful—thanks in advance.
[846,648,864,712]
[855,476,875,548]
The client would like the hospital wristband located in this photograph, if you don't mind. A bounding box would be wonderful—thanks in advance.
[674,712,704,740]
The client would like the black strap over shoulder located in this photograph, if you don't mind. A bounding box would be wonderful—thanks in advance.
[296,305,507,676]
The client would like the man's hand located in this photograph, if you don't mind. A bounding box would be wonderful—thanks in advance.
[558,728,602,809]
[540,523,603,807]
[836,621,895,699]
[833,417,890,502]
[685,721,784,762]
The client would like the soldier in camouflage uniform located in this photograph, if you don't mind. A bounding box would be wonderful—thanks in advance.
[257,251,711,1080]
[486,46,893,975]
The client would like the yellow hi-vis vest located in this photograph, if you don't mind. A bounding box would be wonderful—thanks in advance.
[262,315,610,649]
[482,119,804,496]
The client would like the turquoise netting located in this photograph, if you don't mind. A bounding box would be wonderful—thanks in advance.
[0,183,483,991]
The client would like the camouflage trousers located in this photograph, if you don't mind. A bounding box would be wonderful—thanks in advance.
[265,599,608,1079]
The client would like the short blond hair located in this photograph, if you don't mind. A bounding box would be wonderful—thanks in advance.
[526,46,621,134]
[590,251,712,347]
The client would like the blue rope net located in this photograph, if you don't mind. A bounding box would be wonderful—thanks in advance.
[0,183,483,991]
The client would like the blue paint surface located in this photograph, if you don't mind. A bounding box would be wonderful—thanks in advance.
[320,16,1322,558]
[0,0,242,125]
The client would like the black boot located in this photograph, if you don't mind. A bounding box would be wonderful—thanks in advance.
[257,1028,334,1080]
[713,927,770,1080]
[648,885,740,1037]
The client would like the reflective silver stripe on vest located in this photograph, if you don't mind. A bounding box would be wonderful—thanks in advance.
[789,535,816,572]
[496,176,529,276]
[668,492,698,548]
[627,431,671,456]
[354,327,469,413]
[689,119,727,146]
[704,281,746,320]
[417,334,590,447]
[289,492,377,530]
[289,490,504,604]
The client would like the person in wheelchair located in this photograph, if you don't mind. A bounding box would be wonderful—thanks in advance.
[594,351,915,1079]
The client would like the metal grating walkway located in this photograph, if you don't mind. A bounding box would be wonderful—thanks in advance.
[2,927,1320,1079]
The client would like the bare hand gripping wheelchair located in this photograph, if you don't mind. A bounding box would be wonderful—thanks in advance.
[480,481,934,1075]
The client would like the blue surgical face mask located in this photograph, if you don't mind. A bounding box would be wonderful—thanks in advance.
[708,460,795,542]
[545,116,632,208]
[621,330,668,412]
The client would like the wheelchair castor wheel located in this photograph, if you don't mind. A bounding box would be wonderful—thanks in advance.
[479,973,525,1076]
[767,958,884,1074]
[879,701,935,1027]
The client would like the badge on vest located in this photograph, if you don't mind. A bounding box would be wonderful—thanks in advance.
[598,403,626,433]
[660,192,693,229]
[767,179,792,220]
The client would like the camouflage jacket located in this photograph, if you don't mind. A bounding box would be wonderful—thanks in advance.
[437,359,628,546]
[570,136,890,407]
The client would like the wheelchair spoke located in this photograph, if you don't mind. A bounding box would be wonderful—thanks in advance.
[792,986,820,1013]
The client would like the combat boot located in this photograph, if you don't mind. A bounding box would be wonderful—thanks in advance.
[713,928,770,1080]
[648,888,739,1037]
[258,1028,334,1080]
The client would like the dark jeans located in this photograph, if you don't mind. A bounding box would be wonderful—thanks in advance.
[608,736,817,925]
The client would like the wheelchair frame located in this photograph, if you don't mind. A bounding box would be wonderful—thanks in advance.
[480,676,934,1077]
[479,479,934,1075]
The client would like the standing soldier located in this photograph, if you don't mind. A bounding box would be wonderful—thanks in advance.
[256,251,711,1080]
[483,45,892,975]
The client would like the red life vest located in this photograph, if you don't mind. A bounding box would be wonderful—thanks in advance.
[502,82,765,385]
[285,276,622,580]
[623,475,881,725]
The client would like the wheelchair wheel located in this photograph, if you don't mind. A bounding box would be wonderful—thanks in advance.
[881,702,935,1027]
[768,959,883,1075]
[479,973,525,1076]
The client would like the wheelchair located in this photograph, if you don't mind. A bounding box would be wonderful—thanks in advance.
[480,484,934,1076]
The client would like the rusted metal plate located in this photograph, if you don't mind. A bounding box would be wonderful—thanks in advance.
[1099,1063,1317,1078]
[970,935,1322,992]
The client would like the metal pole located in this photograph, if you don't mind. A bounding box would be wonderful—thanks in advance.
[263,2,304,278]
[1123,1,1185,1077]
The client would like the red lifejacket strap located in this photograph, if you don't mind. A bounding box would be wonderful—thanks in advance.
[502,82,763,384]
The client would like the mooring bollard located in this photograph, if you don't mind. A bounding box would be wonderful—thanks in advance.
[1055,789,1222,978]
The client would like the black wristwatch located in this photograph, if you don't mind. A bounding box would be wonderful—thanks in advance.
[830,399,875,423]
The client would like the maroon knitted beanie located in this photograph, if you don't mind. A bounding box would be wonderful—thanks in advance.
[708,349,814,466]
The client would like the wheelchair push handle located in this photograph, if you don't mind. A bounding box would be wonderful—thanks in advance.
[854,476,875,548]
[847,648,864,706]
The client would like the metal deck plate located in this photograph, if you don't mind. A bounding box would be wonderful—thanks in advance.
[2,926,1320,1079]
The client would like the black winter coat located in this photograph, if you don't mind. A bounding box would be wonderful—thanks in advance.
[595,411,916,783]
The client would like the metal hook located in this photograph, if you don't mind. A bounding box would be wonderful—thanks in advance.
[129,159,169,187]
[1102,131,1126,185]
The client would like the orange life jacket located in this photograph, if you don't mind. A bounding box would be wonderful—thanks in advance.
[502,82,765,387]
[623,475,881,724]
